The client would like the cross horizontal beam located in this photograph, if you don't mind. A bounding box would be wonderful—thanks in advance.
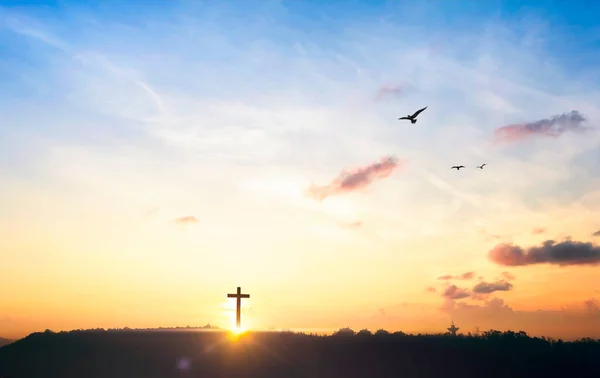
[227,293,250,298]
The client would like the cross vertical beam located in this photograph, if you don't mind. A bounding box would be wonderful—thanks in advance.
[227,286,250,329]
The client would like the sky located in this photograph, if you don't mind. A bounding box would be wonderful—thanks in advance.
[1,0,600,341]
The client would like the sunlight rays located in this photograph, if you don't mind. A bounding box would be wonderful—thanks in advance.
[220,298,253,332]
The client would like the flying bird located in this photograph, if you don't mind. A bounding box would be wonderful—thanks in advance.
[451,165,465,170]
[476,164,487,169]
[398,106,428,124]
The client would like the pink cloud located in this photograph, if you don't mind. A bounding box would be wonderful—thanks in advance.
[442,285,470,300]
[307,156,405,201]
[374,83,404,101]
[492,110,588,145]
[175,216,199,225]
[437,271,475,280]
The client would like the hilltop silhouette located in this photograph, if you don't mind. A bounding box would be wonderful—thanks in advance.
[1,327,598,378]
[0,338,13,347]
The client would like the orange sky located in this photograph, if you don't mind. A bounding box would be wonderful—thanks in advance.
[1,2,600,341]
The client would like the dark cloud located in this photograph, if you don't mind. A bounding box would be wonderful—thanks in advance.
[442,285,470,300]
[374,83,404,101]
[532,227,546,235]
[493,110,589,144]
[473,280,513,294]
[307,156,404,201]
[437,271,475,281]
[593,230,600,237]
[501,271,516,281]
[489,240,600,267]
[175,216,200,225]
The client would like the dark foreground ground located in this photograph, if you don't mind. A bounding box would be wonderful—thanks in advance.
[1,329,599,378]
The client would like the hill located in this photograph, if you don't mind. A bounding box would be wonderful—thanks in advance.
[0,338,14,347]
[0,328,598,378]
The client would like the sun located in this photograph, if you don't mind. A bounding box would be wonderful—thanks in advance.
[222,297,253,333]
[231,326,246,335]
[228,326,249,340]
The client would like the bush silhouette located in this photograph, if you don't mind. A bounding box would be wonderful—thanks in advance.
[332,327,355,337]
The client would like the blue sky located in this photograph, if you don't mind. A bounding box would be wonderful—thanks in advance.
[1,1,600,338]
[2,0,599,241]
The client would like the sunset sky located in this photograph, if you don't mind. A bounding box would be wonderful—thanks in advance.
[1,0,600,341]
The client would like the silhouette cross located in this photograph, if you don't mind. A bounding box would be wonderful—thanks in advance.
[227,286,250,329]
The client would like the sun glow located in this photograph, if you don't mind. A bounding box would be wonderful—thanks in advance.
[221,297,253,332]
[231,327,247,336]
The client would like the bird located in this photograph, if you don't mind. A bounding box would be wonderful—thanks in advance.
[476,164,487,169]
[451,165,465,170]
[398,106,427,124]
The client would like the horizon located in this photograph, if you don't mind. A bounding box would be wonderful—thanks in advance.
[7,323,599,343]
[1,0,600,342]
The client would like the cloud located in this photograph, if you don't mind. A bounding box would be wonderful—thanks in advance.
[2,15,166,118]
[472,280,513,294]
[441,297,600,340]
[437,271,475,280]
[442,285,470,300]
[584,299,599,313]
[593,230,600,237]
[532,227,546,235]
[425,286,437,293]
[307,156,404,201]
[175,216,200,225]
[493,110,589,144]
[501,271,516,281]
[489,240,600,267]
[374,83,404,101]
[340,220,363,228]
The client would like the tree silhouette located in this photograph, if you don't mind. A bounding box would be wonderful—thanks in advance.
[0,327,598,378]
[356,329,372,337]
[332,327,355,337]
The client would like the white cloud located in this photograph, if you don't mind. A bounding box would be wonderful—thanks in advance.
[1,2,599,253]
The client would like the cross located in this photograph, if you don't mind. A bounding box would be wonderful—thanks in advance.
[227,286,250,329]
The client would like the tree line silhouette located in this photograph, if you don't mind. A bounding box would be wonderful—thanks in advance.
[1,327,598,377]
